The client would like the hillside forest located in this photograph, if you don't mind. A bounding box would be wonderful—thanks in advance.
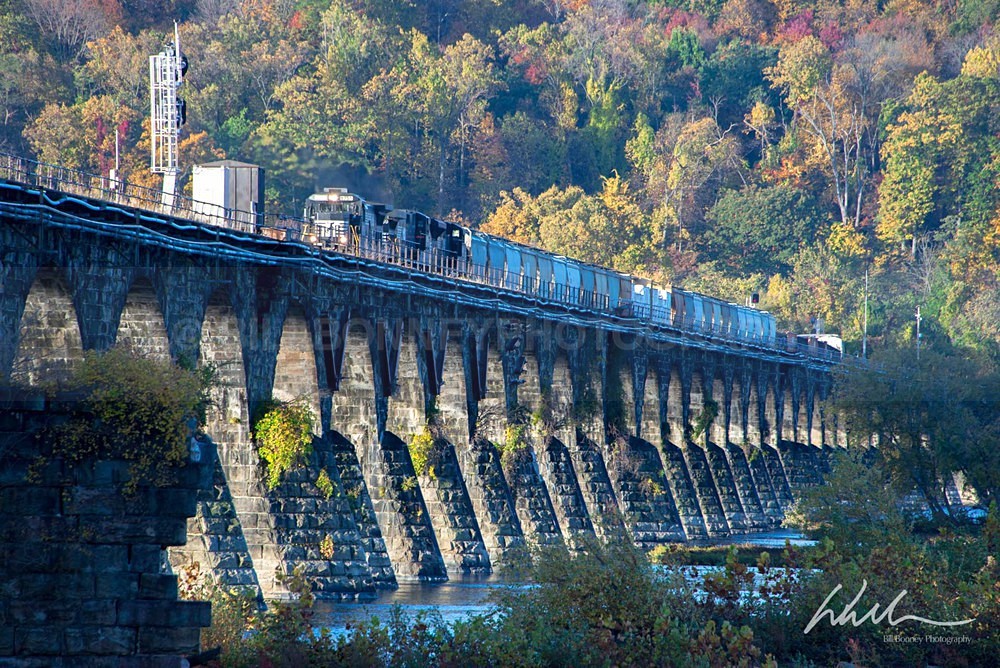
[2,0,1000,357]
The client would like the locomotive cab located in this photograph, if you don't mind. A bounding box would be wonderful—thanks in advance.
[445,223,465,258]
[388,210,429,250]
[304,187,363,247]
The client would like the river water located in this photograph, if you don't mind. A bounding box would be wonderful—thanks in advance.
[312,530,814,633]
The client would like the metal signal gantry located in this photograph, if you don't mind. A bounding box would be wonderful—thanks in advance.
[149,22,187,209]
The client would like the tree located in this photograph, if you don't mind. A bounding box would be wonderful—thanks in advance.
[768,25,931,230]
[535,175,655,272]
[878,69,1000,258]
[386,31,501,214]
[480,187,544,246]
[661,117,744,250]
[702,184,826,276]
[833,347,1000,517]
[77,26,162,105]
[24,0,121,60]
[699,40,778,136]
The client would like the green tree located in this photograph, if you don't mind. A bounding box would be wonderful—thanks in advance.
[702,184,826,276]
[662,116,744,250]
[833,347,1000,516]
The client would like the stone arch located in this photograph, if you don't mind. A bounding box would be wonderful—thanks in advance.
[331,317,379,444]
[796,379,810,446]
[744,367,760,444]
[809,380,826,447]
[708,362,727,446]
[200,288,249,436]
[168,287,263,595]
[11,267,84,385]
[116,276,170,362]
[763,378,777,447]
[665,357,685,442]
[273,302,321,430]
[640,353,663,445]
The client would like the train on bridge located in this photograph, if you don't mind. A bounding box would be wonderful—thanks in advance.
[294,186,781,349]
[0,152,842,360]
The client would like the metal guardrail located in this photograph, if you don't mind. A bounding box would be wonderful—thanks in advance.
[0,152,855,366]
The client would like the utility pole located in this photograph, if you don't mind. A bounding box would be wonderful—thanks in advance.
[915,305,922,360]
[862,268,868,359]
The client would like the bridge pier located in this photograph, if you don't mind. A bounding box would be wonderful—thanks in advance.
[0,201,850,599]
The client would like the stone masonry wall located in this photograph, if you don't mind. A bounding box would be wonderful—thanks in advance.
[0,394,213,667]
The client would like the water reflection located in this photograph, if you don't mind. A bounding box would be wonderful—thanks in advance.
[313,531,815,633]
[313,574,518,633]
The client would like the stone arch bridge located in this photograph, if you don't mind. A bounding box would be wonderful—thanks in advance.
[0,165,843,600]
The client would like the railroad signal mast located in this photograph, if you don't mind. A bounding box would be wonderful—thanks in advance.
[149,22,187,209]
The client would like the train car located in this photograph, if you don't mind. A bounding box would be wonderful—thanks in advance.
[692,294,706,332]
[682,291,697,329]
[632,281,651,319]
[487,236,507,285]
[537,253,554,299]
[651,287,671,324]
[761,311,776,345]
[551,257,568,301]
[749,309,763,342]
[469,229,489,281]
[607,273,622,312]
[721,303,737,338]
[387,209,430,252]
[504,242,522,291]
[565,259,582,304]
[579,265,595,308]
[736,308,748,341]
[593,268,610,310]
[520,246,539,293]
[708,298,724,336]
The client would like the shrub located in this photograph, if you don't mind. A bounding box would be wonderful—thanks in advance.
[498,422,531,479]
[315,469,334,499]
[408,426,438,478]
[319,534,334,560]
[691,398,719,440]
[252,399,315,490]
[38,348,213,492]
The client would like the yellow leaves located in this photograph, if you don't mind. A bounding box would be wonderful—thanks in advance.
[407,426,438,479]
[826,221,867,259]
[480,188,541,245]
[253,399,316,490]
[23,103,81,167]
[962,37,1000,79]
[768,36,832,105]
[744,100,775,142]
[554,81,578,132]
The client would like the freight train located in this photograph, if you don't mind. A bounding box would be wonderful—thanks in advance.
[295,187,781,349]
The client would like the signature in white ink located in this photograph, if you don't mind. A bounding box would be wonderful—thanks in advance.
[803,580,974,635]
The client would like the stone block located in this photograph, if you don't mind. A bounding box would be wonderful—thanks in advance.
[148,489,198,518]
[117,600,210,628]
[137,626,201,655]
[12,573,95,600]
[138,573,178,600]
[1,515,78,543]
[128,545,162,573]
[75,545,130,574]
[63,625,136,656]
[94,573,139,599]
[14,627,63,655]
